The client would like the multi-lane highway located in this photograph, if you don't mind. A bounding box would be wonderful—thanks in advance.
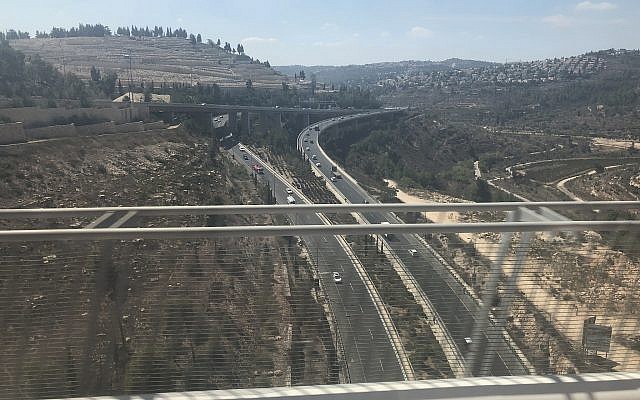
[228,144,406,383]
[299,114,532,376]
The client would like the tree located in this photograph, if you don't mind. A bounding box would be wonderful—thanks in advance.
[207,39,214,47]
[144,84,152,102]
[237,43,244,54]
[196,33,202,43]
[299,70,306,80]
[90,65,101,82]
[263,60,270,68]
[189,34,196,45]
[216,38,221,46]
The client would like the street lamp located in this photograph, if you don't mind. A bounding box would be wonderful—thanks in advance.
[123,52,133,103]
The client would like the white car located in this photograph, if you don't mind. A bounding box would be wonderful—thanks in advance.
[305,146,310,151]
[332,272,343,283]
[330,176,337,182]
[286,188,293,194]
[409,249,418,257]
[239,146,246,152]
[315,162,321,168]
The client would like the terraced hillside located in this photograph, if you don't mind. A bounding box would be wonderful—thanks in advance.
[10,36,287,89]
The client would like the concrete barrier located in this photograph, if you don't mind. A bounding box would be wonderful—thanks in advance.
[0,122,26,144]
[26,124,77,140]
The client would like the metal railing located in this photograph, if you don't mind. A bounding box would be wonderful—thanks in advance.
[1,201,640,399]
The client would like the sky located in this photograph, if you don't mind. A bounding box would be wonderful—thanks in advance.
[1,0,639,66]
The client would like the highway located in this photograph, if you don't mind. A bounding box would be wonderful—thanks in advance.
[300,114,532,376]
[148,103,366,115]
[228,144,406,383]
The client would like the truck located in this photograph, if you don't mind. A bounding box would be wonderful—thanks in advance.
[286,195,296,204]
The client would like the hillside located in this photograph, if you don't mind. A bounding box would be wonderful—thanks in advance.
[274,59,497,85]
[9,36,288,89]
[0,129,332,397]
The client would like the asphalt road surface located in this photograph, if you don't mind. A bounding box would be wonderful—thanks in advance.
[301,115,529,376]
[229,144,405,383]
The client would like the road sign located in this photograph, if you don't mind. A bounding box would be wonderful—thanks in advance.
[583,323,612,353]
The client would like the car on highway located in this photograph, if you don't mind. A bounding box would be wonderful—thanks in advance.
[243,154,249,160]
[311,154,317,160]
[332,272,343,283]
[286,188,293,194]
[286,195,296,204]
[239,146,246,152]
[310,140,314,143]
[330,176,337,182]
[315,162,321,168]
[305,146,310,151]
[408,249,418,256]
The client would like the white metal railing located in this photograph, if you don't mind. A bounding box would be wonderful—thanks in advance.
[54,372,640,400]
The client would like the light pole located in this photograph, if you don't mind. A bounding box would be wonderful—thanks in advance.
[123,52,133,103]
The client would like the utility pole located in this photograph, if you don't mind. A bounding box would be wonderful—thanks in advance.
[123,51,133,103]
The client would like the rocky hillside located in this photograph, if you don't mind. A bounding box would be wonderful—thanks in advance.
[0,130,333,398]
[10,36,287,89]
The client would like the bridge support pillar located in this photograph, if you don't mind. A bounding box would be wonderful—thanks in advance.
[240,111,250,135]
[228,112,237,134]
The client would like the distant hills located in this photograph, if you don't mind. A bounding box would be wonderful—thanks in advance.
[274,59,497,85]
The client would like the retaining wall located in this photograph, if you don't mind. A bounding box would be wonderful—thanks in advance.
[26,124,77,140]
[75,122,116,136]
[0,105,148,127]
[0,122,26,145]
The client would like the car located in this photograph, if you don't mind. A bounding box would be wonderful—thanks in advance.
[409,249,418,256]
[311,154,317,160]
[239,146,246,152]
[315,162,321,168]
[310,140,314,144]
[200,103,207,106]
[330,176,337,182]
[242,154,248,160]
[304,139,308,142]
[332,272,342,283]
[286,188,293,194]
[305,146,310,151]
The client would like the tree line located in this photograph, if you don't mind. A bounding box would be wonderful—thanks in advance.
[0,40,116,107]
[2,23,253,60]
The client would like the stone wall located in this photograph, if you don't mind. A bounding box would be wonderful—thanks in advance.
[75,122,115,136]
[25,124,77,140]
[143,121,166,130]
[0,105,148,127]
[113,121,144,133]
[0,122,26,145]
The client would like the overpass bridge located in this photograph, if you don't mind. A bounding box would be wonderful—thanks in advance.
[144,103,402,135]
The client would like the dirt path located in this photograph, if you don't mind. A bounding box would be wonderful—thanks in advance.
[556,170,596,201]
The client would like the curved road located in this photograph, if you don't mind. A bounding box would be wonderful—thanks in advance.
[300,114,532,376]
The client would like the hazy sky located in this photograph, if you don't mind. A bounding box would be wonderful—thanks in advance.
[2,0,638,65]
